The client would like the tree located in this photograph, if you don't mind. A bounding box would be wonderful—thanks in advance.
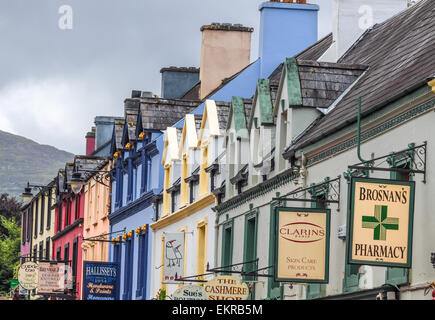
[0,193,22,222]
[0,216,21,295]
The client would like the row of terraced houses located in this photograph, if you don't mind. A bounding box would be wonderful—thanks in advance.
[19,0,435,300]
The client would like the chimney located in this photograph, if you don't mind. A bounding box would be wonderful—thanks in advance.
[319,0,408,62]
[258,1,319,78]
[160,67,200,99]
[199,23,253,100]
[94,116,118,152]
[85,127,96,155]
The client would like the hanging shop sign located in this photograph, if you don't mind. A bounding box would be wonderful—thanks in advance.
[17,262,39,290]
[204,275,249,300]
[163,233,185,283]
[171,285,206,300]
[37,262,66,294]
[10,279,19,291]
[274,207,330,283]
[347,177,415,268]
[82,261,120,300]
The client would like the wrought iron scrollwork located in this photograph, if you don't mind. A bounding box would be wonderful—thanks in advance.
[273,176,341,208]
[347,142,427,183]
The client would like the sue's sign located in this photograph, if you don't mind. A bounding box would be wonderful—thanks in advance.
[347,177,415,268]
[274,207,330,283]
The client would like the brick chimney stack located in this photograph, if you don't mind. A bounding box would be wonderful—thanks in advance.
[85,127,96,155]
[199,23,253,100]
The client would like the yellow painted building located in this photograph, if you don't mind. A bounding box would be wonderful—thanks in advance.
[151,100,230,297]
[82,161,112,263]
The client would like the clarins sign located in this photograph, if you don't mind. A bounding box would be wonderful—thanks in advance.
[347,177,415,268]
[274,207,330,283]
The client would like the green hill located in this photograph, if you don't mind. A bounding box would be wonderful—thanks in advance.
[0,130,74,199]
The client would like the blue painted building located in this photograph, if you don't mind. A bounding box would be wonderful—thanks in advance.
[107,94,198,300]
[107,0,321,300]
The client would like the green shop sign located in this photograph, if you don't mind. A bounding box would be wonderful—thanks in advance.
[274,207,330,284]
[347,177,415,268]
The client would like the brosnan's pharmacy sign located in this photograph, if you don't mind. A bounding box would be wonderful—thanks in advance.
[274,207,330,283]
[347,177,415,268]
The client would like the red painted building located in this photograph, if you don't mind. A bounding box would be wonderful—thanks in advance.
[52,163,85,300]
[51,156,108,300]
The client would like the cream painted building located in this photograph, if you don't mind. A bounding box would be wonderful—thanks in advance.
[150,100,230,297]
[213,0,435,300]
[81,161,112,263]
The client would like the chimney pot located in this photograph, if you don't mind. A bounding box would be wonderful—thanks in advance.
[131,90,141,98]
[141,91,153,98]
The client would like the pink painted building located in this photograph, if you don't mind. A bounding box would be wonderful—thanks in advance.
[52,164,85,300]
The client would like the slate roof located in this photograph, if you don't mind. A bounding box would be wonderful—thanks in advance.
[194,114,203,132]
[296,60,367,109]
[226,98,253,135]
[290,0,435,151]
[214,101,232,130]
[137,97,200,131]
[269,33,334,84]
[73,155,108,182]
[181,81,201,101]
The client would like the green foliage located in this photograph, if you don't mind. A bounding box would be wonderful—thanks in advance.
[156,288,167,300]
[0,216,21,295]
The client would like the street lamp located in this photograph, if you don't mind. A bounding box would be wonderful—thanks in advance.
[68,166,111,195]
[21,182,48,201]
[21,184,33,201]
[68,169,86,195]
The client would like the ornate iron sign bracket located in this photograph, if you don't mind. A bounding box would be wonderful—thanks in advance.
[173,260,275,283]
[272,176,341,210]
[347,142,427,183]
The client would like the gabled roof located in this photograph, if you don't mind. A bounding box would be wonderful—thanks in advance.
[248,79,274,131]
[162,127,182,166]
[121,118,137,147]
[291,0,435,151]
[274,58,367,116]
[178,114,201,157]
[198,100,231,142]
[109,117,126,155]
[226,97,252,141]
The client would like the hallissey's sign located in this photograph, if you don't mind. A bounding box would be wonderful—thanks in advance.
[82,261,120,300]
[274,207,330,283]
[347,177,415,268]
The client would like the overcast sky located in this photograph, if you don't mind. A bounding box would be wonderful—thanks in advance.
[0,0,333,155]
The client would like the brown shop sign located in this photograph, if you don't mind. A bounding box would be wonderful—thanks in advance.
[274,207,330,283]
[347,177,415,268]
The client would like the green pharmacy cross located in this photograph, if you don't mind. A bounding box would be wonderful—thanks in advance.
[362,205,399,241]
